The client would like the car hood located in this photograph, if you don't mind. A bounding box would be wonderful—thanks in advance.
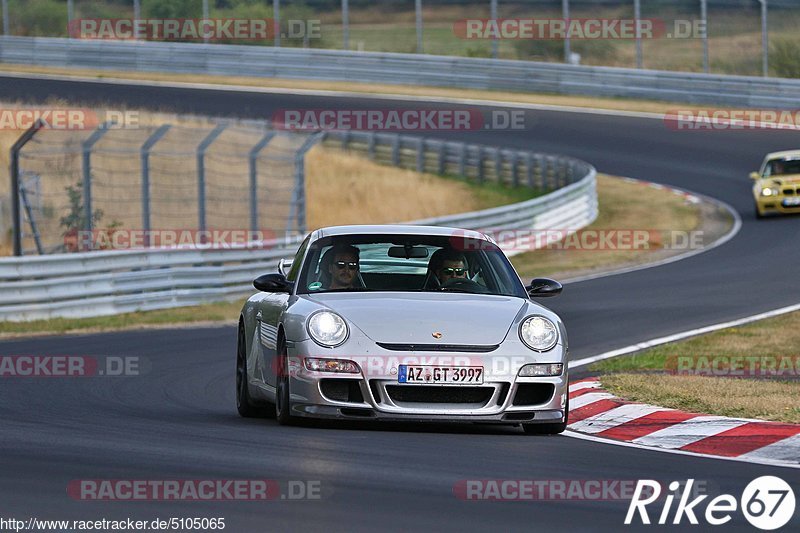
[305,292,527,345]
[767,174,800,186]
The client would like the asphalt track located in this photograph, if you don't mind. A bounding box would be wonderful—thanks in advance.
[1,75,798,532]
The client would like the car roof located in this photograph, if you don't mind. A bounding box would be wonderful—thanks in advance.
[311,224,491,242]
[765,149,800,161]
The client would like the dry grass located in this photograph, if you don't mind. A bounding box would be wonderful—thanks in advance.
[305,146,510,227]
[511,175,705,280]
[601,374,800,424]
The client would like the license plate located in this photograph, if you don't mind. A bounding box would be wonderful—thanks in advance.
[397,365,484,385]
[782,197,800,206]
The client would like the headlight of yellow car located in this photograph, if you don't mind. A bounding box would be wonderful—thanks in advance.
[761,186,780,197]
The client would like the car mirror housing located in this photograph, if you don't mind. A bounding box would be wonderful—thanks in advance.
[749,171,761,180]
[527,278,563,298]
[254,273,293,293]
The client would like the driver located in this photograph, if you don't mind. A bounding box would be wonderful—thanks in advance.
[325,244,361,289]
[428,249,468,286]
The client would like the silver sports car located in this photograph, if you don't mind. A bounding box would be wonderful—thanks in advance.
[236,225,569,434]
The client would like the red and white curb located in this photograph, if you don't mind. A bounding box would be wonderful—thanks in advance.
[567,379,800,467]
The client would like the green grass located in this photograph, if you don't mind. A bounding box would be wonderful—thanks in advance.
[592,310,800,423]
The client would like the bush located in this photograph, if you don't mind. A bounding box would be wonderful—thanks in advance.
[8,0,67,37]
[770,38,800,79]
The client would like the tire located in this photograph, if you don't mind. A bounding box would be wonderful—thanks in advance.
[236,322,263,418]
[522,395,568,435]
[274,339,294,426]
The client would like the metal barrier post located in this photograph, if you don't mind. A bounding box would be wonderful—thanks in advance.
[140,124,171,247]
[416,138,425,173]
[196,124,227,237]
[391,134,400,166]
[249,131,277,232]
[9,120,45,256]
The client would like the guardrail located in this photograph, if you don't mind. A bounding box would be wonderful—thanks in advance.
[1,129,596,321]
[1,36,799,108]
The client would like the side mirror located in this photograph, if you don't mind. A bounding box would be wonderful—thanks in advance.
[750,172,761,180]
[254,273,293,293]
[527,278,562,298]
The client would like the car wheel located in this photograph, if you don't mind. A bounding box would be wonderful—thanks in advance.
[236,322,265,418]
[275,340,294,426]
[522,395,568,435]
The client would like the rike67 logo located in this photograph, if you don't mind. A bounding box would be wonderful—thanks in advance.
[626,477,795,530]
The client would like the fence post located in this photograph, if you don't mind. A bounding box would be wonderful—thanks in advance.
[196,124,227,239]
[416,138,425,173]
[248,131,277,232]
[493,148,502,183]
[342,0,349,50]
[9,120,45,256]
[140,124,171,247]
[289,133,324,236]
[437,142,446,175]
[274,0,280,47]
[82,123,112,247]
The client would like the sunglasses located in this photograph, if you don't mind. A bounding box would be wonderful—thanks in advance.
[335,261,359,271]
[440,267,466,276]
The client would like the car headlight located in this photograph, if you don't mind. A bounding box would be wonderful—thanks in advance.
[519,316,558,351]
[518,363,563,377]
[307,311,349,347]
[761,187,779,197]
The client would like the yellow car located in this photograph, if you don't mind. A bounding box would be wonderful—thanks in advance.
[751,150,800,218]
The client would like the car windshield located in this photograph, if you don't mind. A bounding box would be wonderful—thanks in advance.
[297,234,527,298]
[765,158,800,176]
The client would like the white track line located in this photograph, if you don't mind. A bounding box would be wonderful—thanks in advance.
[569,302,800,369]
[563,430,800,470]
